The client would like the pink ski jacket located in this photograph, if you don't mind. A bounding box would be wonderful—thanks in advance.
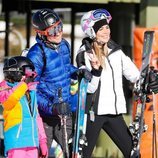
[0,80,47,155]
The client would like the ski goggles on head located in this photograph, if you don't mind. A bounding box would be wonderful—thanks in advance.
[35,21,63,37]
[91,9,112,23]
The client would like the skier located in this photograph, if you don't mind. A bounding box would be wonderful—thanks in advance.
[0,56,48,158]
[76,8,158,158]
[26,8,79,157]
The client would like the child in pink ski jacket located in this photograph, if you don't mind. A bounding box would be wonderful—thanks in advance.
[0,56,48,158]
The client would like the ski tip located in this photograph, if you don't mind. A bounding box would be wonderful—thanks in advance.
[144,30,154,34]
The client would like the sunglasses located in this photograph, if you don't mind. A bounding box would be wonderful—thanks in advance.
[35,21,63,37]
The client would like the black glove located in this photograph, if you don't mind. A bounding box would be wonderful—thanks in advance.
[54,102,71,115]
[91,66,103,77]
[78,69,92,81]
[24,76,34,83]
[148,66,158,94]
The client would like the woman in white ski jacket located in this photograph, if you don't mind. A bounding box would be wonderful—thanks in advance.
[76,9,158,158]
[79,39,139,115]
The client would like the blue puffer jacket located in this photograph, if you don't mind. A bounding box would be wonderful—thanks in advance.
[27,36,78,116]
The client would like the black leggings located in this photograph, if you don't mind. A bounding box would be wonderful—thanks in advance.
[83,114,133,158]
[42,115,73,157]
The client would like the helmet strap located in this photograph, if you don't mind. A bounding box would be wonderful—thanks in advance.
[45,40,59,50]
[38,34,59,50]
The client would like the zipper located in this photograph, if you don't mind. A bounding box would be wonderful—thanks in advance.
[24,94,36,145]
[31,118,35,146]
[107,57,118,114]
[16,123,22,138]
[58,49,68,97]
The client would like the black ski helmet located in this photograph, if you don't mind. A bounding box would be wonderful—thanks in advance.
[3,56,35,82]
[32,8,63,33]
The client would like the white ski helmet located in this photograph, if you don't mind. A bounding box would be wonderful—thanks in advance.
[81,9,112,39]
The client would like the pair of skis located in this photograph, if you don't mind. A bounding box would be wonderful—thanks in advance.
[72,78,88,158]
[129,31,156,157]
[54,78,88,158]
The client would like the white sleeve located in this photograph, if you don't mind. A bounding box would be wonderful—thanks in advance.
[87,76,100,93]
[121,52,140,83]
[83,52,101,93]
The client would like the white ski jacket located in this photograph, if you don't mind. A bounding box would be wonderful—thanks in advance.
[77,39,140,115]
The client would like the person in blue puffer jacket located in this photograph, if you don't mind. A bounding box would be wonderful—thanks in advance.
[26,8,91,158]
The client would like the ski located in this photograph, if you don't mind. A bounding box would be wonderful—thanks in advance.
[129,30,154,157]
[72,78,88,158]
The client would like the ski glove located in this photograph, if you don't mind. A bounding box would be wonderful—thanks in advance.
[39,139,48,158]
[21,75,35,84]
[70,80,79,95]
[148,66,158,94]
[78,69,92,81]
[53,102,71,115]
[91,66,103,77]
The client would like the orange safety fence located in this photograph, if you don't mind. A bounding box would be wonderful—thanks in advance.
[133,26,158,158]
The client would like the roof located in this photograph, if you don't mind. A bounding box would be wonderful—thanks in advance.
[34,0,140,4]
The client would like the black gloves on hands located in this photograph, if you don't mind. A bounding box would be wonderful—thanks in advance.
[147,66,158,94]
[78,69,92,81]
[54,102,71,115]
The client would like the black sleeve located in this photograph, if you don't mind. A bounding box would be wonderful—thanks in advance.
[91,66,103,77]
[76,51,85,68]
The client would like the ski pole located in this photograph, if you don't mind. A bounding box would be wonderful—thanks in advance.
[152,92,157,158]
[58,88,70,158]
